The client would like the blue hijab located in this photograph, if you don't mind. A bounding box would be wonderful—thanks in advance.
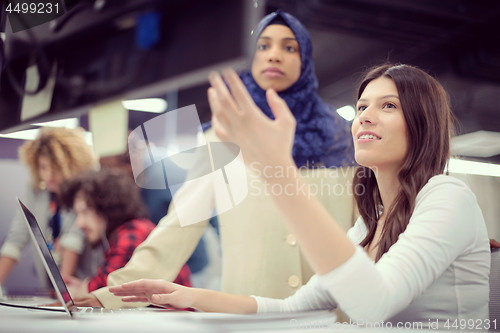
[209,10,355,168]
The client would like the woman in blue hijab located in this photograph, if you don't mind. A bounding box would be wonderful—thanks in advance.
[87,11,359,310]
[210,10,354,168]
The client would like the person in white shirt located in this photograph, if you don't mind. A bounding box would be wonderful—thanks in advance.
[109,64,491,328]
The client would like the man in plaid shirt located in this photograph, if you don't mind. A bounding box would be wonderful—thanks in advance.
[59,169,191,296]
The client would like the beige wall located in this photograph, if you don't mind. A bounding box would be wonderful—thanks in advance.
[451,173,500,240]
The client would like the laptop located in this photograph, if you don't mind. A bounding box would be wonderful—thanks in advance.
[16,198,162,317]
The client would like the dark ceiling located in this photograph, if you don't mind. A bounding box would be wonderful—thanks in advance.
[262,0,500,162]
[2,0,500,163]
[177,0,500,163]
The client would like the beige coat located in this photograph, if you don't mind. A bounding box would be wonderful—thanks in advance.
[93,129,357,308]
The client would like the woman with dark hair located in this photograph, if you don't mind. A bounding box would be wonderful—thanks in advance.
[110,64,490,328]
[59,169,192,296]
[352,64,454,262]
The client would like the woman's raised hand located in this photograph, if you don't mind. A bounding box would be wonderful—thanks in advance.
[109,279,195,309]
[208,68,297,174]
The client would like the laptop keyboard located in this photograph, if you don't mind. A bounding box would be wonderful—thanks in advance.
[77,307,135,313]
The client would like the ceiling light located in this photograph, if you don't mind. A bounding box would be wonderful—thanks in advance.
[122,98,168,113]
[0,127,93,146]
[451,130,500,158]
[336,105,356,121]
[0,129,40,140]
[33,118,79,128]
[448,158,500,177]
[84,131,93,146]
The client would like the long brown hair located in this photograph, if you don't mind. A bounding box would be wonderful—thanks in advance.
[353,64,453,261]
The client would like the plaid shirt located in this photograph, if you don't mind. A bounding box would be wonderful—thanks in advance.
[87,219,192,292]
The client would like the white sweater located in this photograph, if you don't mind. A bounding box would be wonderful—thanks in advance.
[253,175,490,327]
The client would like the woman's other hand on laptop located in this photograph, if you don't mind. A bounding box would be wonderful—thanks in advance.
[109,279,195,309]
[110,279,257,313]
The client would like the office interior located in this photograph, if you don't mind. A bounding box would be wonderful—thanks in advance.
[0,0,499,328]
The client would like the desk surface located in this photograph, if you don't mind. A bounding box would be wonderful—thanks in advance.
[0,297,448,332]
[0,297,345,333]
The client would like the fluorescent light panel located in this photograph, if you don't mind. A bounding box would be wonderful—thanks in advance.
[0,129,40,140]
[336,105,356,121]
[448,158,500,177]
[122,98,168,113]
[451,130,500,158]
[33,118,79,128]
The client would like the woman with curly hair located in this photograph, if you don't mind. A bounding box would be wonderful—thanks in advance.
[59,169,191,297]
[0,127,97,292]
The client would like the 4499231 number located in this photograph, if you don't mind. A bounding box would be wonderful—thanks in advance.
[5,2,60,14]
[444,318,496,330]
[2,1,69,32]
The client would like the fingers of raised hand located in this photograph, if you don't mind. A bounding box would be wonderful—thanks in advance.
[208,71,241,118]
[221,68,257,111]
[208,83,243,143]
[266,89,296,128]
[211,113,229,141]
[208,69,269,143]
[208,88,229,137]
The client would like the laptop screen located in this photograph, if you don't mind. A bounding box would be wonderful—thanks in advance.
[18,199,73,307]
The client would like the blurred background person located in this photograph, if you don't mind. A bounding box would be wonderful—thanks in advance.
[99,142,214,289]
[0,127,98,294]
[59,169,192,298]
